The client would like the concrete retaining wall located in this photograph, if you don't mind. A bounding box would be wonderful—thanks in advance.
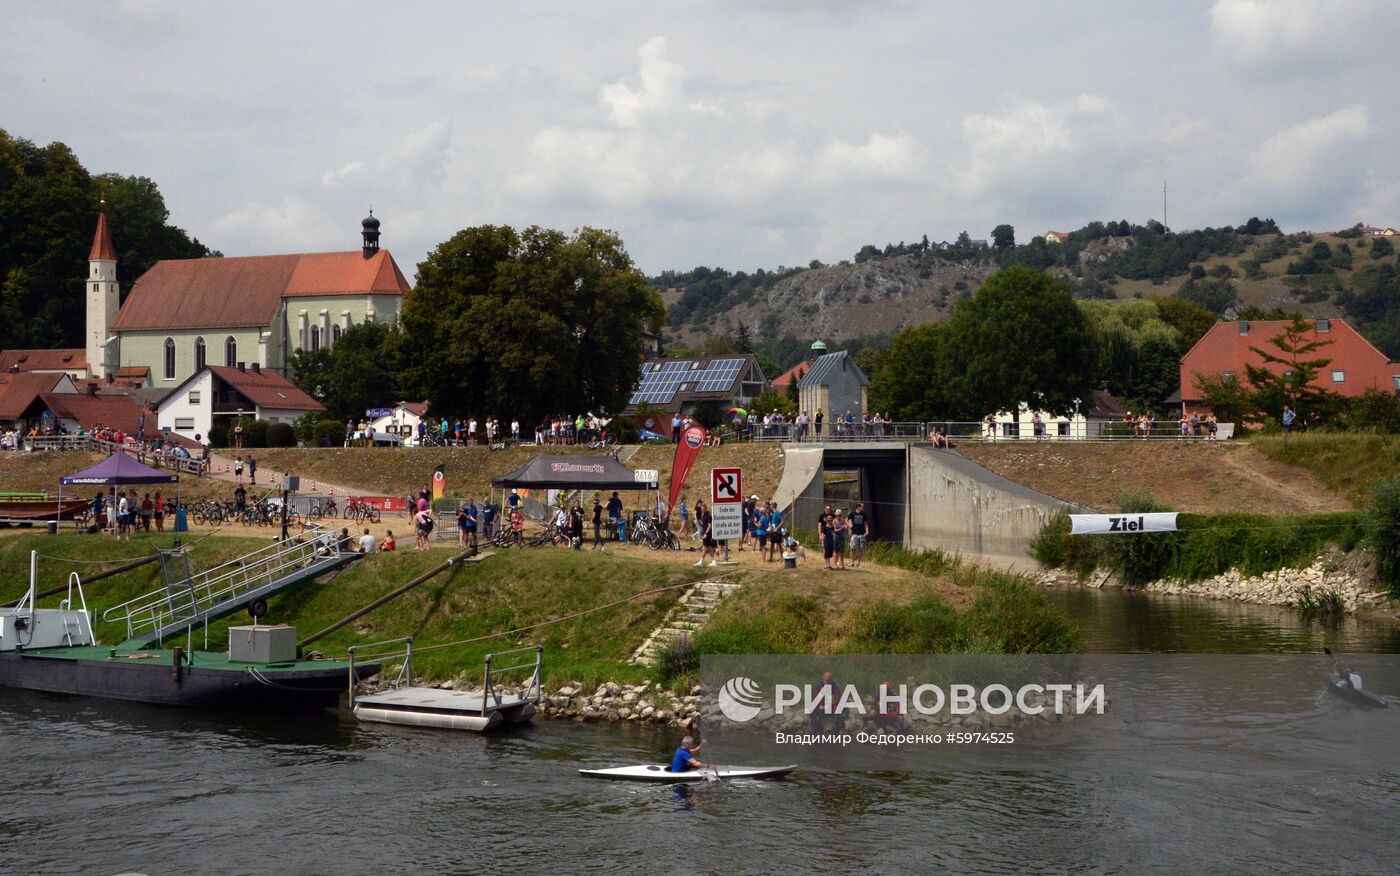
[907,447,1074,567]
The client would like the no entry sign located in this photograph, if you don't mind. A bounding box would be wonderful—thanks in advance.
[712,468,742,503]
[711,468,743,540]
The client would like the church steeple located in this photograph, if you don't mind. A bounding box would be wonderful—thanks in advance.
[90,211,116,261]
[86,208,120,380]
[361,209,381,259]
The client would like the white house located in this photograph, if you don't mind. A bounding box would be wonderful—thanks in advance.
[985,390,1127,440]
[369,401,429,440]
[158,364,324,443]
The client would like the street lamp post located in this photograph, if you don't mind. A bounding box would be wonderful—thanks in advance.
[1072,397,1082,439]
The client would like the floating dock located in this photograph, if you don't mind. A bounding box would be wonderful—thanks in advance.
[349,640,542,733]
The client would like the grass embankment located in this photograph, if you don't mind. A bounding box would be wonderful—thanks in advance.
[4,528,1082,691]
[252,443,786,503]
[1252,433,1400,506]
[688,542,1080,663]
[1,531,710,687]
[958,441,1351,513]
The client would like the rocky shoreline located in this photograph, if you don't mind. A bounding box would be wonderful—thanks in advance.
[1035,556,1391,611]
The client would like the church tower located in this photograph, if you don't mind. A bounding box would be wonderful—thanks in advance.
[361,209,380,259]
[86,210,120,381]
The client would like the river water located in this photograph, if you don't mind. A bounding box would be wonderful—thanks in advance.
[2,590,1398,875]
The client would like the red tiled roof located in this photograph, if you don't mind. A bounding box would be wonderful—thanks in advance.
[771,360,813,390]
[117,366,149,378]
[38,392,151,435]
[1180,318,1400,401]
[0,372,67,419]
[208,365,324,412]
[113,250,410,332]
[90,213,116,261]
[402,401,429,416]
[0,348,88,372]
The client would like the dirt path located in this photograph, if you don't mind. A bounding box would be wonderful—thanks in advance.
[1214,446,1346,514]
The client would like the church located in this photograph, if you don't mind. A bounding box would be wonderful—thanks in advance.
[3,211,410,389]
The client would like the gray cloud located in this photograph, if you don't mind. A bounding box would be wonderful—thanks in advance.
[1,1,1394,275]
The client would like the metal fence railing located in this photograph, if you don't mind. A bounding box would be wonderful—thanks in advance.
[20,434,208,476]
[743,420,1236,443]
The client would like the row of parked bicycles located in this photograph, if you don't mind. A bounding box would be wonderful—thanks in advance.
[476,516,680,551]
[187,496,384,527]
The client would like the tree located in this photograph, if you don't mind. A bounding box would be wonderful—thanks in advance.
[399,225,664,423]
[1155,298,1216,351]
[1175,278,1236,316]
[0,129,211,350]
[867,322,952,420]
[991,224,1015,250]
[288,321,400,421]
[732,322,753,353]
[750,389,795,417]
[1243,316,1341,427]
[937,267,1097,419]
[785,367,803,404]
[1192,373,1252,426]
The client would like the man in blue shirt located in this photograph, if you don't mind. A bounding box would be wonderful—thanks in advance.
[670,735,707,772]
[765,505,784,563]
[482,501,497,539]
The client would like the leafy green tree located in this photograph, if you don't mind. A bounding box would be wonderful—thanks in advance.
[867,322,951,420]
[289,321,400,421]
[1155,298,1216,351]
[399,225,664,423]
[1244,316,1342,426]
[0,129,211,349]
[1175,278,1236,315]
[938,267,1096,418]
[750,389,795,417]
[991,224,1015,250]
[1347,388,1400,432]
[1370,237,1394,259]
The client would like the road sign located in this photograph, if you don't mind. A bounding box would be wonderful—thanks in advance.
[633,468,659,485]
[711,467,742,504]
[712,504,743,540]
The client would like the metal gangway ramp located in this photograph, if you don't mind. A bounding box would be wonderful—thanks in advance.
[104,528,361,646]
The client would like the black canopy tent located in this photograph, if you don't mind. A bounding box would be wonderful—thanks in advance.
[492,454,646,491]
[489,454,658,527]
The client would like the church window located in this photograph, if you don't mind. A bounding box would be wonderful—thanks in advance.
[195,337,206,371]
[164,338,176,380]
[331,324,342,344]
[310,325,321,352]
[225,336,237,367]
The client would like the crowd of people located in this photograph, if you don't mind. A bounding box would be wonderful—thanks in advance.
[91,489,169,539]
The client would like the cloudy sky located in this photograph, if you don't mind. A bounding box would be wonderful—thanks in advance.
[3,1,1397,277]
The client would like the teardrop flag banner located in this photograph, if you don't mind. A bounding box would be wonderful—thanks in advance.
[668,423,708,512]
[432,464,446,500]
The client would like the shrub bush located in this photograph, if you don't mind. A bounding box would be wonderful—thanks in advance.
[1029,512,1101,576]
[963,580,1081,653]
[1369,475,1400,596]
[313,419,344,448]
[1099,492,1178,586]
[208,423,229,448]
[265,422,296,447]
[692,594,823,654]
[238,418,269,448]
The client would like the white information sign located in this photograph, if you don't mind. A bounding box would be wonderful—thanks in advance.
[1070,512,1178,535]
[711,503,743,540]
[633,468,659,485]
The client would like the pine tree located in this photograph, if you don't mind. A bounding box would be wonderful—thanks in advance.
[733,323,753,353]
[1244,316,1341,426]
[786,367,803,404]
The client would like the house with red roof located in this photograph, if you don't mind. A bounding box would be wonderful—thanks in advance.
[0,372,78,428]
[156,363,324,443]
[770,360,813,395]
[1176,317,1400,415]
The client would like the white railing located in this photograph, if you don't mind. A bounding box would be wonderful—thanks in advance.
[102,526,336,640]
[22,433,208,476]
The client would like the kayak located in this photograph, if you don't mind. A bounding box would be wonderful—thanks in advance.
[1323,676,1388,709]
[578,764,797,783]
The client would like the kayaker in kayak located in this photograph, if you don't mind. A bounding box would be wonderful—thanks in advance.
[1332,665,1363,690]
[669,736,707,773]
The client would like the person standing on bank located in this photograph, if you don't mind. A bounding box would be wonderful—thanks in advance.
[849,502,871,568]
[694,500,717,567]
[592,497,606,550]
[830,509,848,570]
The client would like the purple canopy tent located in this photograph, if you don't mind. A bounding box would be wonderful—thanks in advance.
[59,452,178,533]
